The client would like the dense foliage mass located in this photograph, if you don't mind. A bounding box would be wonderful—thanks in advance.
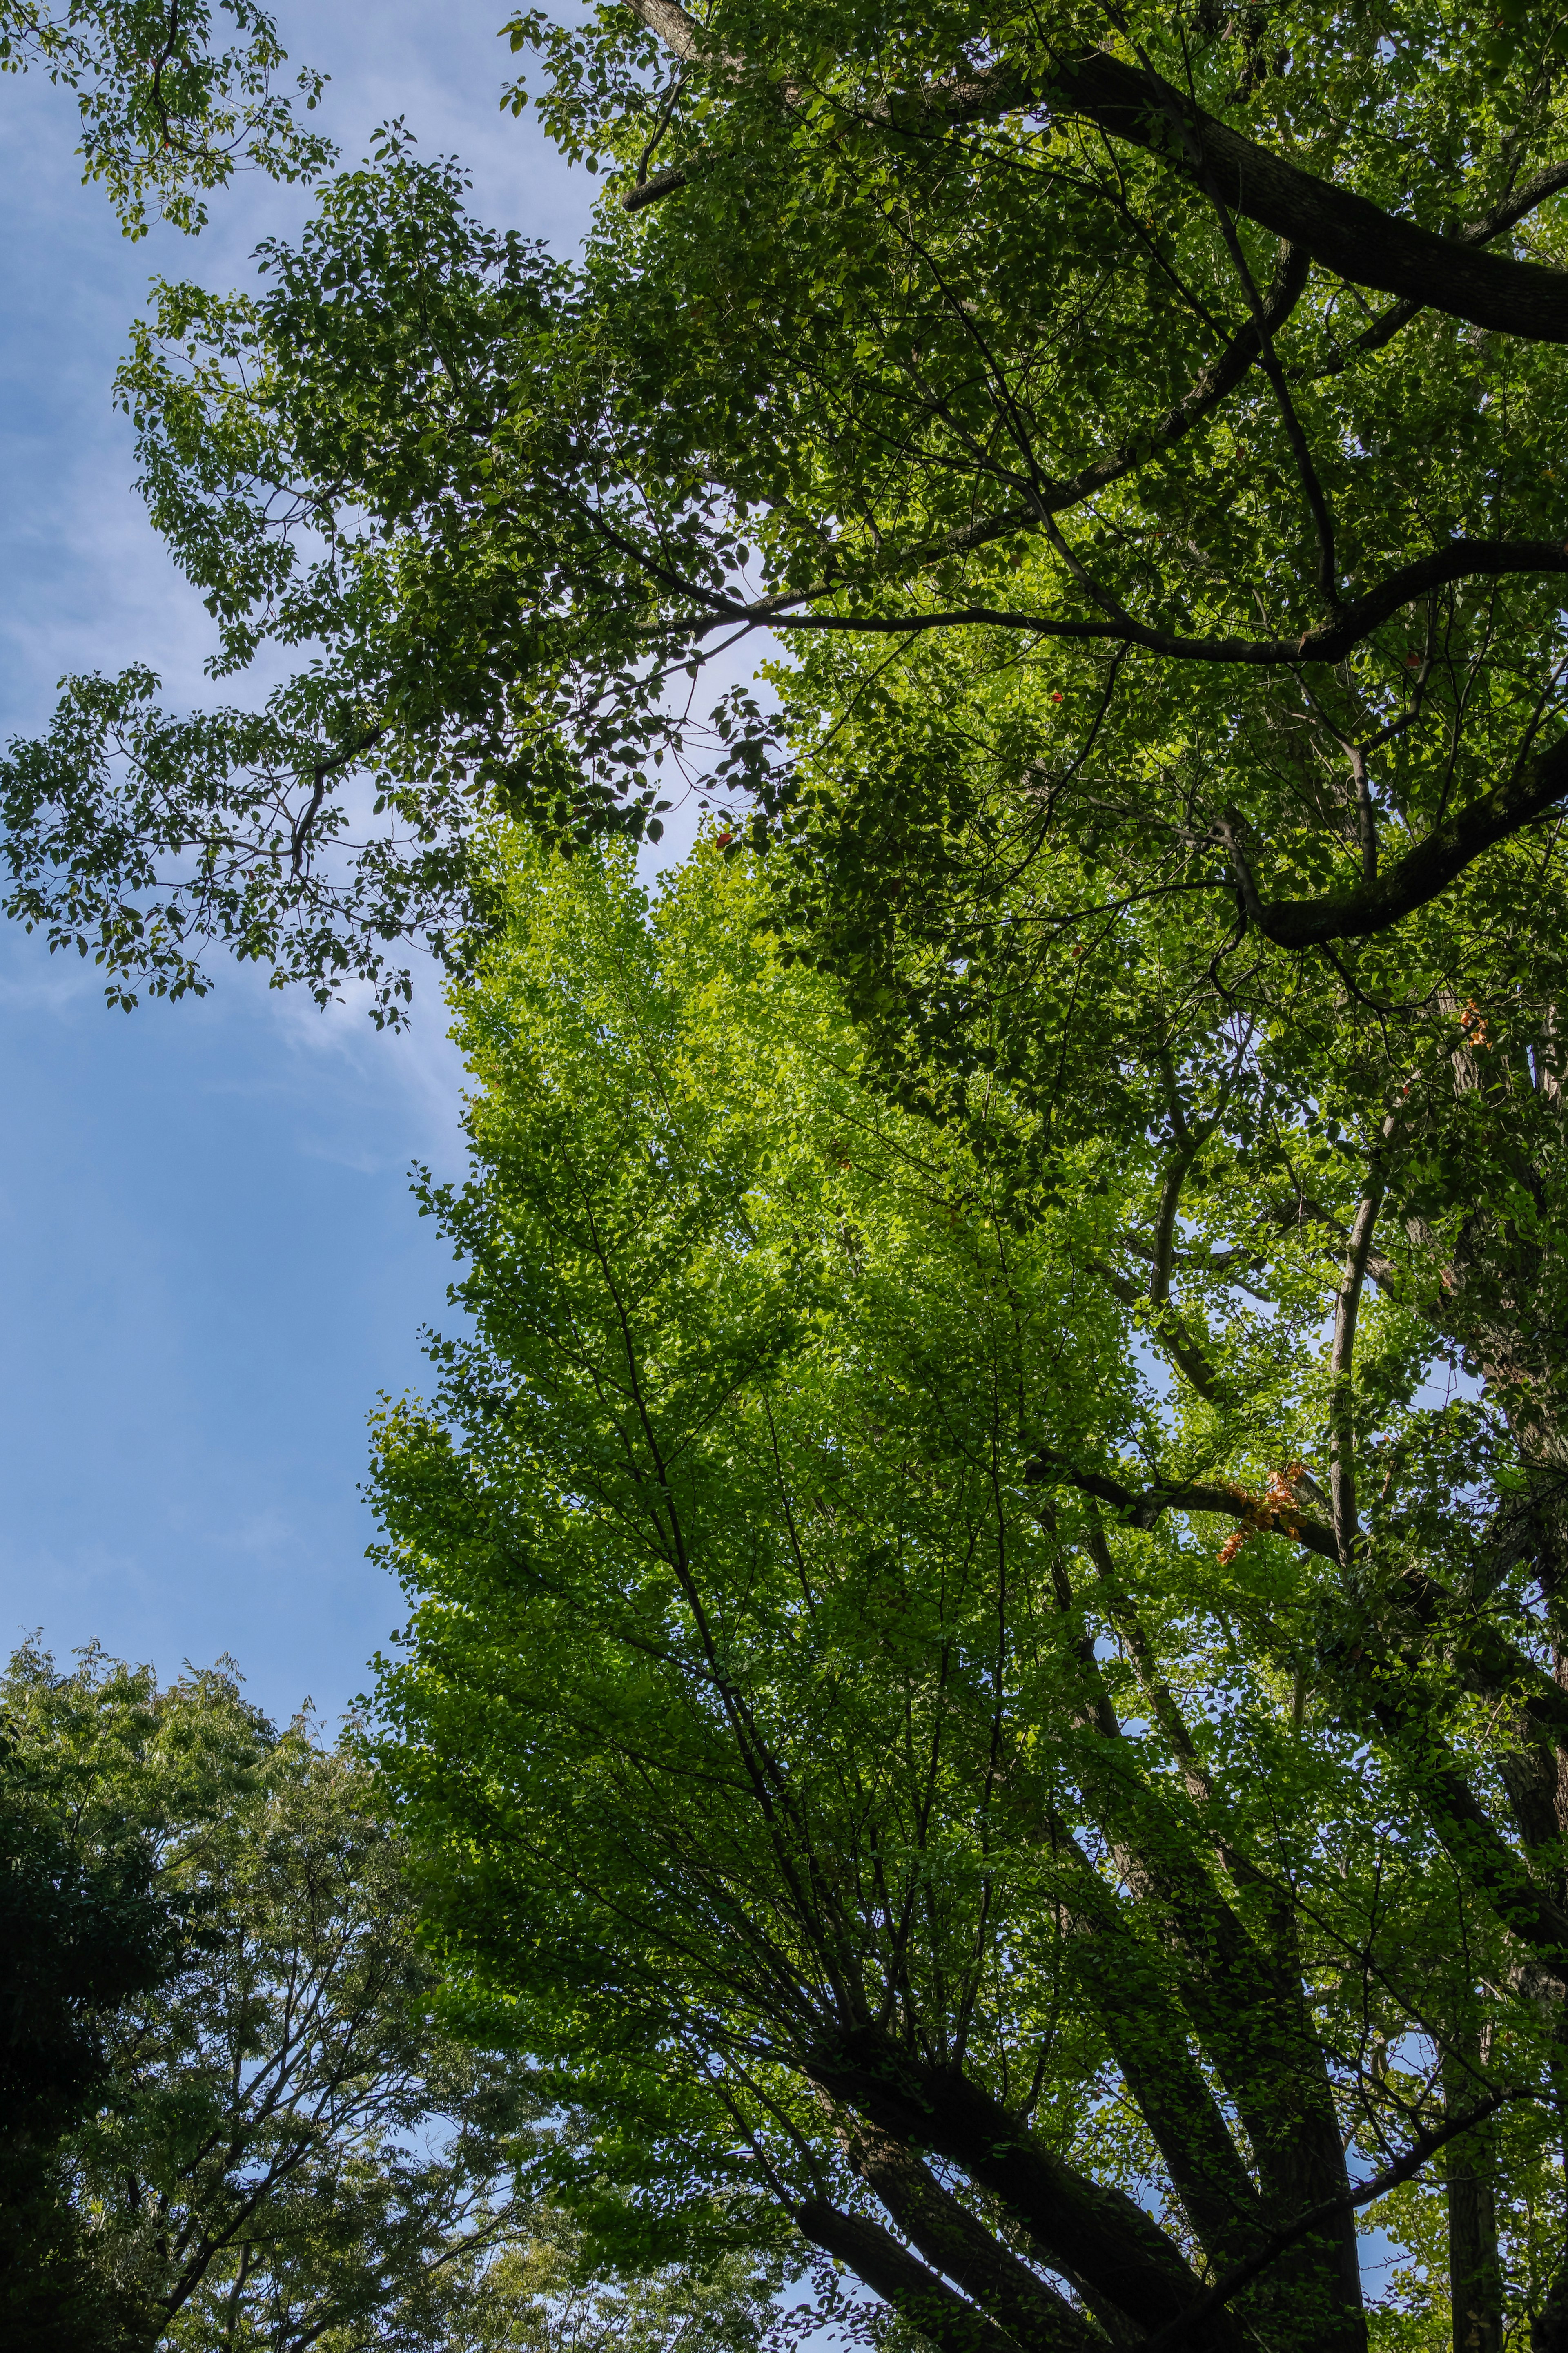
[371,836,1568,2353]
[0,1643,782,2352]
[5,0,1568,1007]
[0,1704,184,2350]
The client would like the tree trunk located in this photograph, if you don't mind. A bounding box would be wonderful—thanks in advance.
[1443,2040,1503,2353]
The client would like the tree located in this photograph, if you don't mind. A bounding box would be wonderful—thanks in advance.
[1,1641,784,2351]
[0,1713,185,2351]
[369,837,1568,2353]
[6,0,1568,1000]
[0,0,330,239]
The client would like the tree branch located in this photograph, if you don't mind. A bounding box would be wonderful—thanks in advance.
[1330,1178,1387,1560]
[1043,53,1568,343]
[1137,2090,1535,2353]
[1050,1822,1271,2265]
[794,2199,1025,2353]
[809,2031,1248,2352]
[1025,1454,1337,1562]
[616,10,1568,343]
[843,2122,1099,2353]
[1238,725,1568,950]
[724,538,1568,668]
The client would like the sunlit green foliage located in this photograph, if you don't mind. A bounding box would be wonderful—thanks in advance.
[7,12,1568,2349]
[369,839,1568,2353]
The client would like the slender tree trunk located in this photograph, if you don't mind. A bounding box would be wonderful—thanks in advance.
[1443,2041,1503,2353]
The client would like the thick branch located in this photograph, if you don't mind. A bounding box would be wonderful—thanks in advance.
[618,8,1568,343]
[1051,1832,1269,2265]
[845,2123,1098,2353]
[1388,1564,1568,1766]
[619,0,722,67]
[1235,726,1568,949]
[809,2032,1247,2353]
[1026,1455,1338,1562]
[796,2199,1024,2353]
[1314,168,1568,373]
[1138,2091,1531,2353]
[601,245,1308,653]
[1043,53,1568,344]
[733,538,1568,667]
[1366,1704,1568,1979]
[637,538,1568,774]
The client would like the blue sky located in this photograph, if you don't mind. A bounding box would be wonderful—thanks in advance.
[0,2,601,1727]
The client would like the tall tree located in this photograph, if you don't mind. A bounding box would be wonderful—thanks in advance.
[368,838,1568,2353]
[7,18,1568,2353]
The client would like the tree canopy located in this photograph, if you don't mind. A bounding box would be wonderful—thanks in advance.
[369,834,1568,2353]
[0,1641,784,2352]
[0,1691,185,2351]
[6,13,1568,2353]
[6,0,1568,1008]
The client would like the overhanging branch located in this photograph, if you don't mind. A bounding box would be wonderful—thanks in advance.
[795,2199,1024,2353]
[1025,1453,1339,1561]
[1238,728,1568,948]
[616,6,1568,345]
[725,538,1568,667]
